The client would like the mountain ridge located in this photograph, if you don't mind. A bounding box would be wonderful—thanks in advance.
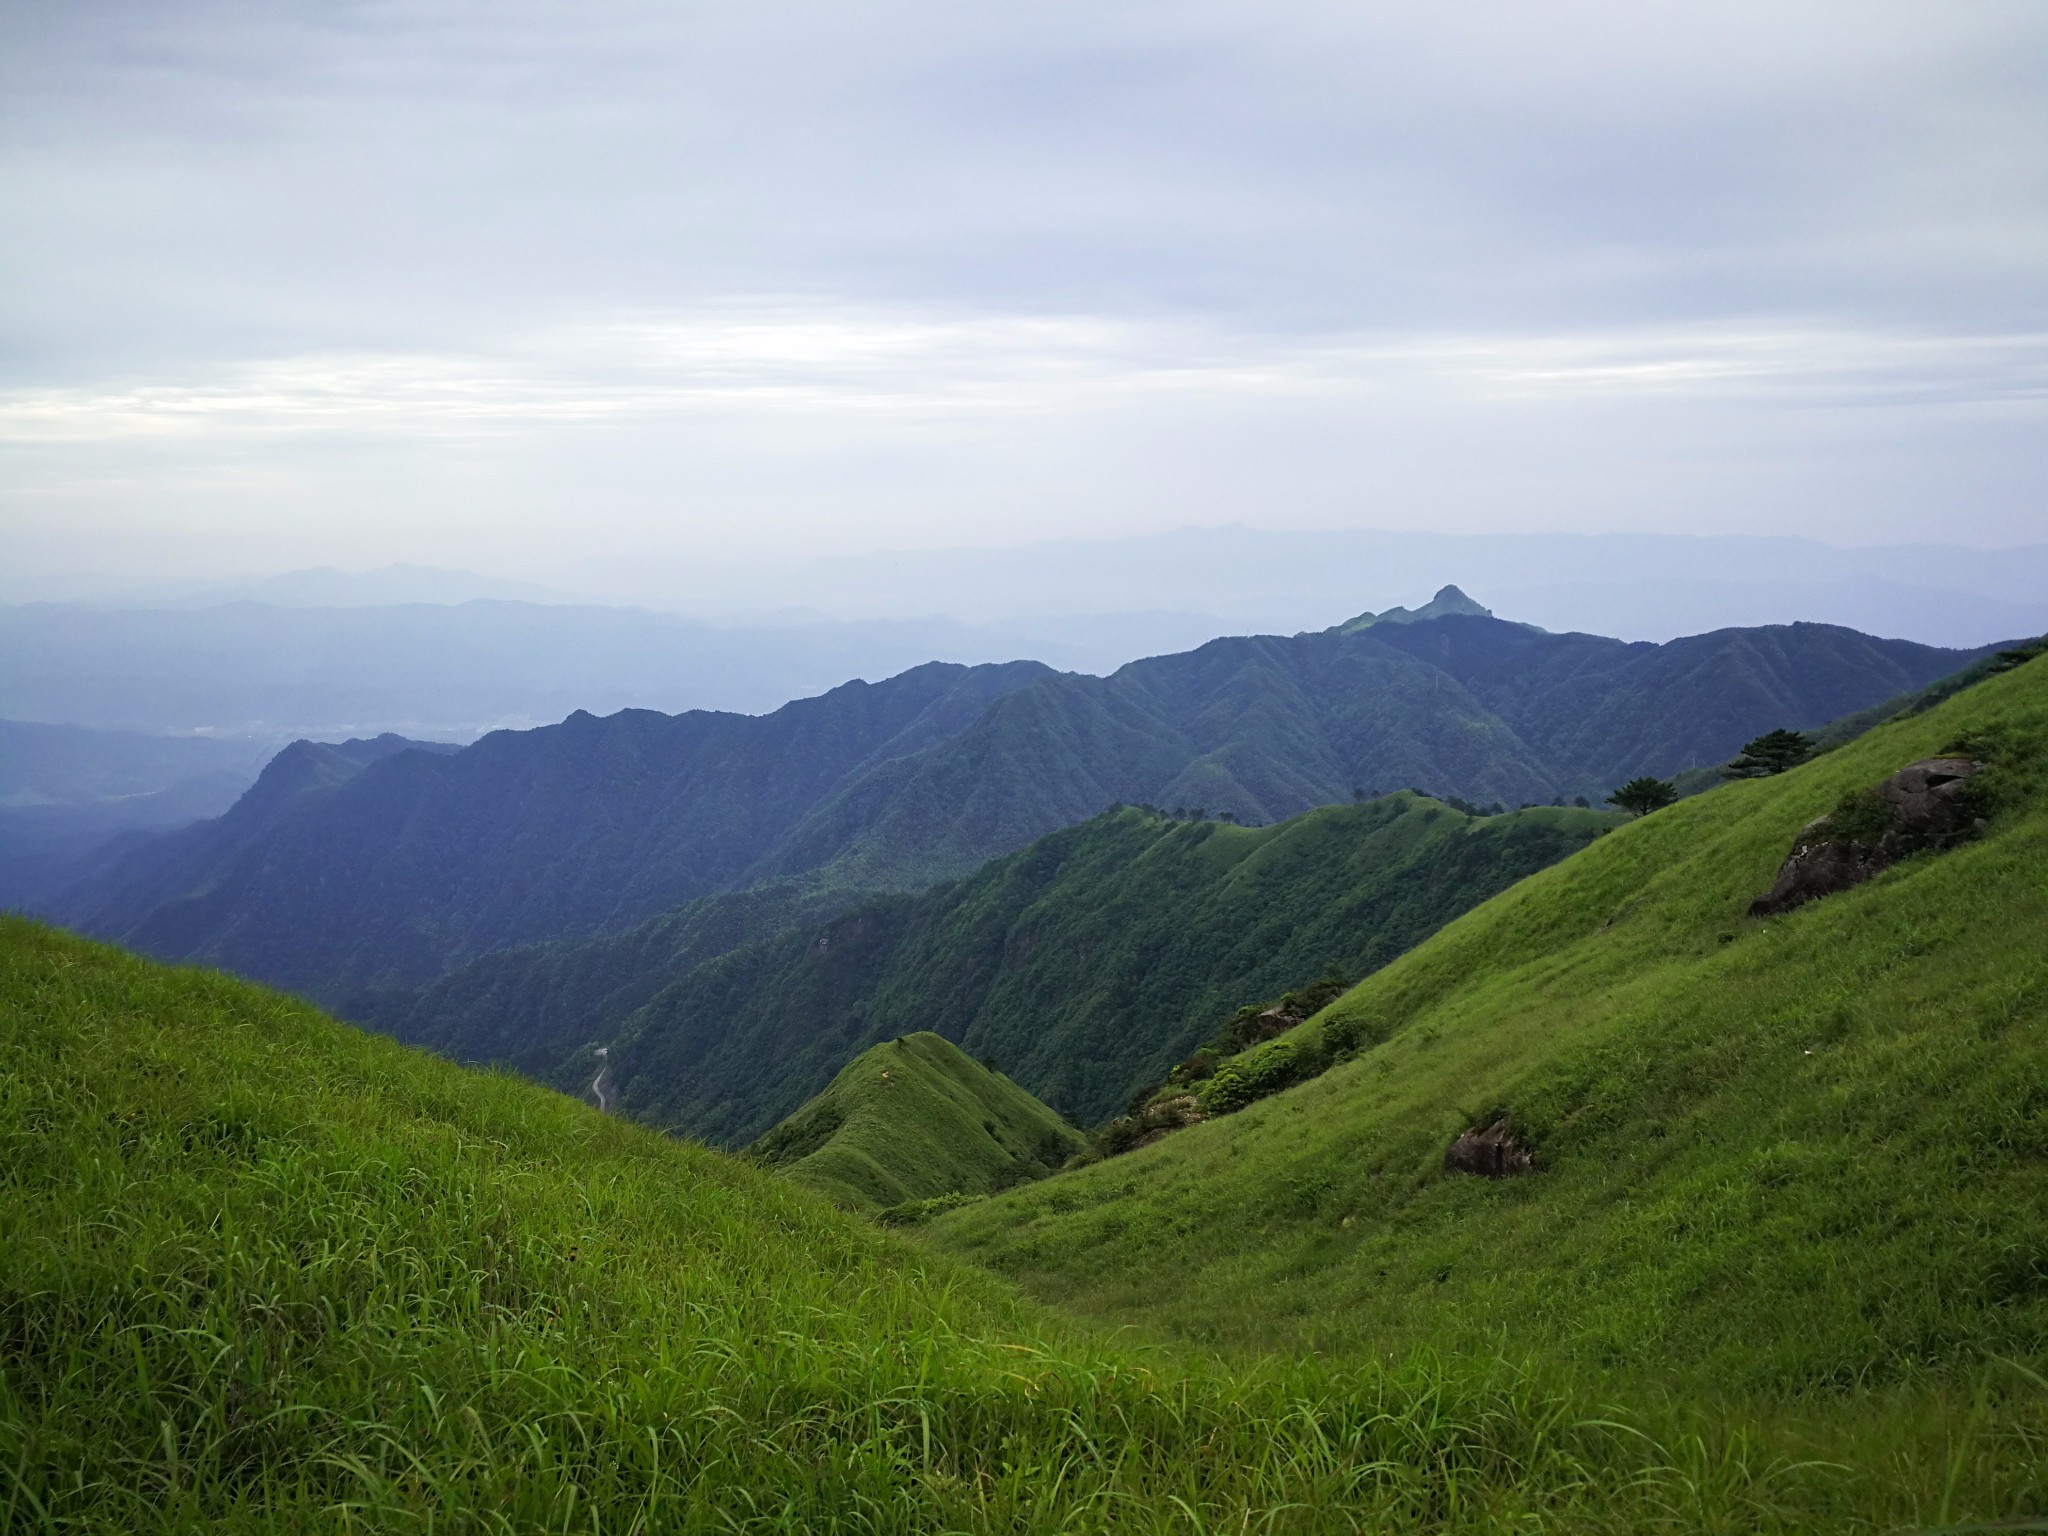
[927,651,2048,1399]
[57,611,1995,1007]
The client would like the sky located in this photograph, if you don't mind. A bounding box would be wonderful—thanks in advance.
[3,0,2046,601]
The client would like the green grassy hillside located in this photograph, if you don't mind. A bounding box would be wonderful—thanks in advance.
[929,657,2048,1427]
[751,1031,1086,1210]
[592,796,1614,1145]
[2,916,1951,1533]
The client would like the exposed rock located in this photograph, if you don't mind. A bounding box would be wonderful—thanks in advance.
[1131,1094,1207,1150]
[1444,1118,1532,1178]
[1234,1005,1305,1048]
[1749,757,1985,917]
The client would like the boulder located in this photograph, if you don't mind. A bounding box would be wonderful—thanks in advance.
[1444,1118,1532,1178]
[1749,757,1984,918]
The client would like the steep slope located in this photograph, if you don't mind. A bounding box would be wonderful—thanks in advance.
[750,1032,1087,1209]
[545,797,1614,1146]
[3,922,2039,1526]
[0,916,1746,1533]
[928,655,2048,1403]
[58,660,1050,999]
[54,733,459,940]
[354,879,869,1075]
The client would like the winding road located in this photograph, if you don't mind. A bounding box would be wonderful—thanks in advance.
[591,1046,616,1114]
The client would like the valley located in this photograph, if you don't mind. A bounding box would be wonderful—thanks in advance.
[1,609,2042,1531]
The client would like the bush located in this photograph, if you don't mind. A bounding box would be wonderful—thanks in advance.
[1324,1011,1392,1060]
[1817,786,1892,846]
[1201,1040,1304,1115]
[876,1191,983,1227]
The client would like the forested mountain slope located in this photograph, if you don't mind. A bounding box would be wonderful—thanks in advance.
[399,796,1614,1145]
[12,918,2016,1531]
[52,733,458,936]
[61,613,1986,1007]
[750,1032,1086,1210]
[717,616,1992,890]
[930,654,2048,1404]
[57,660,1050,997]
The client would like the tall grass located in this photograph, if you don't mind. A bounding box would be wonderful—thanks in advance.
[0,917,1922,1532]
[929,657,2048,1528]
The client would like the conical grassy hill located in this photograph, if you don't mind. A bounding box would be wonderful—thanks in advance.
[750,1031,1085,1210]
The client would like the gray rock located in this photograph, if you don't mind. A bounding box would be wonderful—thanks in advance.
[1444,1117,1533,1178]
[1749,757,1984,917]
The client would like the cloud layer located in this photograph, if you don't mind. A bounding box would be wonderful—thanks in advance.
[3,1,2044,589]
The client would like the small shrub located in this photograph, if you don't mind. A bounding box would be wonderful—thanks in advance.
[876,1191,983,1226]
[1817,787,1892,847]
[1200,1040,1302,1115]
[1325,1011,1392,1060]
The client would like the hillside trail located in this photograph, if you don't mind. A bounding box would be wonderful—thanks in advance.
[591,1047,616,1114]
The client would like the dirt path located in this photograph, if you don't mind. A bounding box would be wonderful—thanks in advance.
[591,1046,616,1114]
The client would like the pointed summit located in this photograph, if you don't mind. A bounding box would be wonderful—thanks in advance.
[1335,584,1497,634]
[1423,584,1492,617]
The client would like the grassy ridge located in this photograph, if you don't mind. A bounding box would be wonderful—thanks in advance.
[751,1031,1086,1209]
[927,658,2048,1432]
[0,917,1924,1533]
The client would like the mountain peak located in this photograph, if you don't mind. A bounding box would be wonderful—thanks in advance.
[1336,585,1496,635]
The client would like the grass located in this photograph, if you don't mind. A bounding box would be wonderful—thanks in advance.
[750,1031,1086,1210]
[926,655,2048,1523]
[5,915,2015,1533]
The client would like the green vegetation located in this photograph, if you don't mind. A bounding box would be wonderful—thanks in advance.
[1606,775,1677,816]
[59,661,1052,1001]
[359,878,868,1079]
[0,915,1919,1533]
[1721,728,1816,779]
[64,616,1986,1014]
[928,657,2048,1516]
[751,1031,1086,1210]
[590,795,1614,1145]
[1090,970,1359,1156]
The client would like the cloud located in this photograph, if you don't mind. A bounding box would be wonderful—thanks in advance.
[2,1,2045,582]
[4,307,2041,445]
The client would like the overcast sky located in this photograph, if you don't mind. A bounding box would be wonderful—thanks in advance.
[3,0,2045,598]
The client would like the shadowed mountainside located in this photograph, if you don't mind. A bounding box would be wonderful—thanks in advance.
[59,614,1990,1006]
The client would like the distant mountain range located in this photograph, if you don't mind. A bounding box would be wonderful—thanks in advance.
[48,609,1997,1010]
[0,597,1224,740]
[0,722,279,913]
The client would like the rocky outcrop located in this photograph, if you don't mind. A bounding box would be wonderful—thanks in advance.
[1749,757,1985,918]
[1232,1005,1306,1049]
[1444,1118,1533,1178]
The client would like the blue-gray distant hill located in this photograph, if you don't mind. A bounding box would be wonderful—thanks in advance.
[56,612,1996,1006]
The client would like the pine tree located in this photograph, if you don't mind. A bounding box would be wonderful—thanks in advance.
[1607,776,1678,817]
[1722,728,1815,779]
